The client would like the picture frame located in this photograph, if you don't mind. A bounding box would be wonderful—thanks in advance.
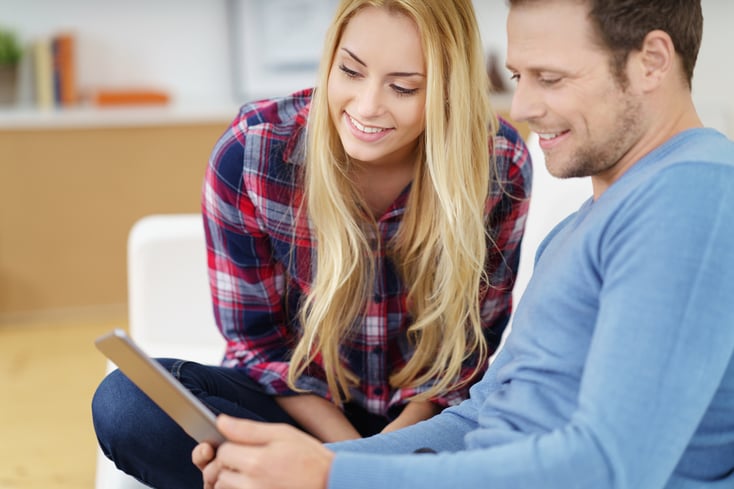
[227,0,338,102]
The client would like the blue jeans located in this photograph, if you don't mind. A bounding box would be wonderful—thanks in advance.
[92,359,389,489]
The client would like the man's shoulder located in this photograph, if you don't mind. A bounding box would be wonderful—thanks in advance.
[654,128,734,169]
[614,129,734,196]
[597,129,734,229]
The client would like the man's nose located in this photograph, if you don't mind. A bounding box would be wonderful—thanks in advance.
[510,77,545,123]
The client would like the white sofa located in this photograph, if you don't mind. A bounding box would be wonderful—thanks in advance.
[94,133,592,488]
[95,214,225,489]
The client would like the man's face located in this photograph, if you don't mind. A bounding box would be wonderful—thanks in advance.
[506,1,644,183]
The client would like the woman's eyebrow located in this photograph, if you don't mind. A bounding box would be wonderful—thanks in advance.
[340,48,425,78]
[342,47,367,67]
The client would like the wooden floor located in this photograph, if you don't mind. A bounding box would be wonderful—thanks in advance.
[0,316,126,489]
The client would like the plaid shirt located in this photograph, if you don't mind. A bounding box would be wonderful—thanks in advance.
[202,88,531,417]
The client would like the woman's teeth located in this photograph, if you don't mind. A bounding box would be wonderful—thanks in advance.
[349,115,385,134]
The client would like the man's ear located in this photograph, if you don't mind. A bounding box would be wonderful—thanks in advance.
[629,30,676,92]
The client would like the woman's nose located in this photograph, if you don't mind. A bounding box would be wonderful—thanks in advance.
[356,82,384,118]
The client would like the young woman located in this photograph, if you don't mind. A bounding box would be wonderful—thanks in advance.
[92,1,531,487]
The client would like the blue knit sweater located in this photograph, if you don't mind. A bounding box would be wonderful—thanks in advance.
[327,128,734,489]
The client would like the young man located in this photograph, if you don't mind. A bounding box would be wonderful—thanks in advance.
[193,1,734,488]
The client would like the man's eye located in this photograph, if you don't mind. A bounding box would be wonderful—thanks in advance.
[539,77,561,86]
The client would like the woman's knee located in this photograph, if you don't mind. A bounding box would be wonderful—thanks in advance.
[91,369,142,442]
[91,360,178,444]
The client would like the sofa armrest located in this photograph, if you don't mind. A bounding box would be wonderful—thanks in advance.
[127,214,225,363]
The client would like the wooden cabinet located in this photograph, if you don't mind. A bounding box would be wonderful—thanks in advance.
[0,119,230,317]
[0,104,525,319]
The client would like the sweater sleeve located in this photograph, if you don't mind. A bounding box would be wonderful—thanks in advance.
[328,163,734,488]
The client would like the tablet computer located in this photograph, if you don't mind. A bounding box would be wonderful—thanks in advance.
[95,328,226,447]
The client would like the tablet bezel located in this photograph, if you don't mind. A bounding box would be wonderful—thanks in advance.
[95,329,226,447]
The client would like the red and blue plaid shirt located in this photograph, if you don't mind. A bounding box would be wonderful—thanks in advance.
[202,88,531,417]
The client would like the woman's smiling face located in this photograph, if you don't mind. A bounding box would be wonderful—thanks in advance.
[327,6,427,169]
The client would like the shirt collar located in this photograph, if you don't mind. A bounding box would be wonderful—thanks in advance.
[283,102,311,165]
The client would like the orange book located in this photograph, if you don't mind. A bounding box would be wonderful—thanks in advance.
[53,33,77,106]
[92,89,171,107]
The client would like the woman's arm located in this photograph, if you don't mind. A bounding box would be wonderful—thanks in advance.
[276,395,360,442]
[203,133,295,393]
[380,400,441,433]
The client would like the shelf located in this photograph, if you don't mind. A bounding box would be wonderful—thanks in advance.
[0,94,521,132]
[0,100,242,130]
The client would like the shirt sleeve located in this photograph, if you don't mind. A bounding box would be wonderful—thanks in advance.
[395,122,532,408]
[201,118,296,396]
[328,163,734,488]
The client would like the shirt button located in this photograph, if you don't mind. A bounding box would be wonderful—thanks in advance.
[372,346,383,355]
[373,294,382,303]
[374,388,383,396]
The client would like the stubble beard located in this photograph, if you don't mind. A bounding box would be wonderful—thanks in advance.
[550,91,643,180]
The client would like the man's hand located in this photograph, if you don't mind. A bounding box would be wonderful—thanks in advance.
[192,415,334,489]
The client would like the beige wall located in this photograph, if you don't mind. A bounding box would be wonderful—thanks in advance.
[0,122,229,317]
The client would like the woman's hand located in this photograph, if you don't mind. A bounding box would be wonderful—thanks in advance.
[381,400,441,433]
[193,415,334,489]
[275,394,361,442]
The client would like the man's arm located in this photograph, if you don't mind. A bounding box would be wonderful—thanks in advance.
[329,164,734,488]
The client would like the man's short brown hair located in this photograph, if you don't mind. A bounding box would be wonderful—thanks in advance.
[507,0,703,88]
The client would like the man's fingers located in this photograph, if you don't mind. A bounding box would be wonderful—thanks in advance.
[216,468,250,489]
[192,442,215,470]
[215,440,263,473]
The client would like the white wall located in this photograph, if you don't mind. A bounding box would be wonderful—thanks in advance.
[1,0,232,104]
[690,1,734,135]
[1,0,732,133]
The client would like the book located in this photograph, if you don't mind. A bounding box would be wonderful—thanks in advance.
[33,38,54,109]
[91,89,170,107]
[52,32,77,106]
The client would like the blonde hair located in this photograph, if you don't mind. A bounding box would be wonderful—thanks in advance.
[288,0,498,405]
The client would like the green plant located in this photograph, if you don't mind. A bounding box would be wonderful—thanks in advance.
[0,29,22,66]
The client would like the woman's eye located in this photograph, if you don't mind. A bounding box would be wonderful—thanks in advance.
[509,73,520,83]
[339,64,360,79]
[391,84,419,97]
